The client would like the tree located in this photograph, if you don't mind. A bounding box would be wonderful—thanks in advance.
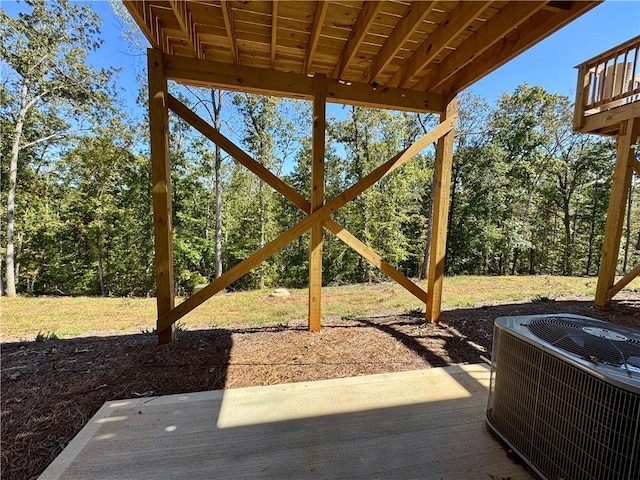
[0,0,115,295]
[232,94,281,289]
[488,85,557,274]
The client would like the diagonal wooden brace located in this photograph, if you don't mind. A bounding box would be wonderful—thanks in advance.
[168,95,432,303]
[159,98,456,330]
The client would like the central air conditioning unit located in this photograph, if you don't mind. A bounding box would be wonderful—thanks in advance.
[487,314,640,480]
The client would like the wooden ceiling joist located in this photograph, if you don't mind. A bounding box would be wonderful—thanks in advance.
[388,1,493,89]
[361,1,436,85]
[304,0,330,74]
[220,0,238,63]
[271,1,278,66]
[168,0,202,59]
[126,1,600,104]
[333,1,383,79]
[419,1,547,92]
[433,1,600,94]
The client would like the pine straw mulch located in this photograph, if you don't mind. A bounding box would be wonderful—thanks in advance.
[2,296,640,480]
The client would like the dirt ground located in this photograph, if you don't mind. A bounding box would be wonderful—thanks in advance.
[2,296,640,480]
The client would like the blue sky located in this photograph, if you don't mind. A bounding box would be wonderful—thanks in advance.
[468,1,640,104]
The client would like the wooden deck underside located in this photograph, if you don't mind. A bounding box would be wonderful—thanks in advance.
[40,364,534,479]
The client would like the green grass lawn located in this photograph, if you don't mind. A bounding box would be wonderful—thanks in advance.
[2,275,638,341]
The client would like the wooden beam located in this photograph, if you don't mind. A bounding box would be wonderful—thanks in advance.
[578,34,640,70]
[220,0,238,63]
[147,48,176,343]
[271,1,278,67]
[419,1,546,92]
[168,0,202,59]
[331,227,428,303]
[167,94,428,305]
[157,116,456,330]
[333,1,383,79]
[304,0,329,74]
[168,94,305,206]
[309,74,327,331]
[434,2,600,94]
[162,52,444,113]
[608,263,640,300]
[362,1,436,84]
[388,1,492,88]
[595,118,640,308]
[543,1,574,13]
[578,101,640,136]
[146,4,169,53]
[426,97,457,323]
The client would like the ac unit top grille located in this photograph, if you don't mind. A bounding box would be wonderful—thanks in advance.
[526,316,640,371]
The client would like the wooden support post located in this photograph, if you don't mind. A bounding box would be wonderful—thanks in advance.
[573,64,588,131]
[595,118,640,308]
[148,48,176,343]
[426,96,457,323]
[309,74,327,331]
[309,75,327,331]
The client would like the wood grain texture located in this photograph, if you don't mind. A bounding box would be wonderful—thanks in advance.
[362,1,436,84]
[309,74,327,331]
[162,53,443,113]
[418,1,547,92]
[39,365,534,480]
[304,1,330,74]
[426,97,457,323]
[388,1,491,88]
[147,48,175,344]
[126,1,598,98]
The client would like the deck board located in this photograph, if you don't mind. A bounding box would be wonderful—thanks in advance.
[40,364,534,479]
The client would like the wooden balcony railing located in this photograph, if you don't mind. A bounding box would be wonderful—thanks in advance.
[574,35,640,132]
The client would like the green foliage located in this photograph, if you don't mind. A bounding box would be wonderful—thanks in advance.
[531,294,554,303]
[35,330,59,342]
[1,0,117,295]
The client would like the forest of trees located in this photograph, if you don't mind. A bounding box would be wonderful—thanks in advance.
[2,1,639,298]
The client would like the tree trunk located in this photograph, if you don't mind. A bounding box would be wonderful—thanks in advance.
[97,232,106,296]
[529,246,535,275]
[445,160,460,273]
[258,181,265,289]
[585,185,598,276]
[211,90,223,279]
[15,231,23,285]
[5,83,29,296]
[563,198,572,276]
[511,248,519,275]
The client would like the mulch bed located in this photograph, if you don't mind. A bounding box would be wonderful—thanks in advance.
[2,296,639,480]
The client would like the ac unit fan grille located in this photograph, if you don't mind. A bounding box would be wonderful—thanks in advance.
[488,329,640,480]
[526,316,640,370]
